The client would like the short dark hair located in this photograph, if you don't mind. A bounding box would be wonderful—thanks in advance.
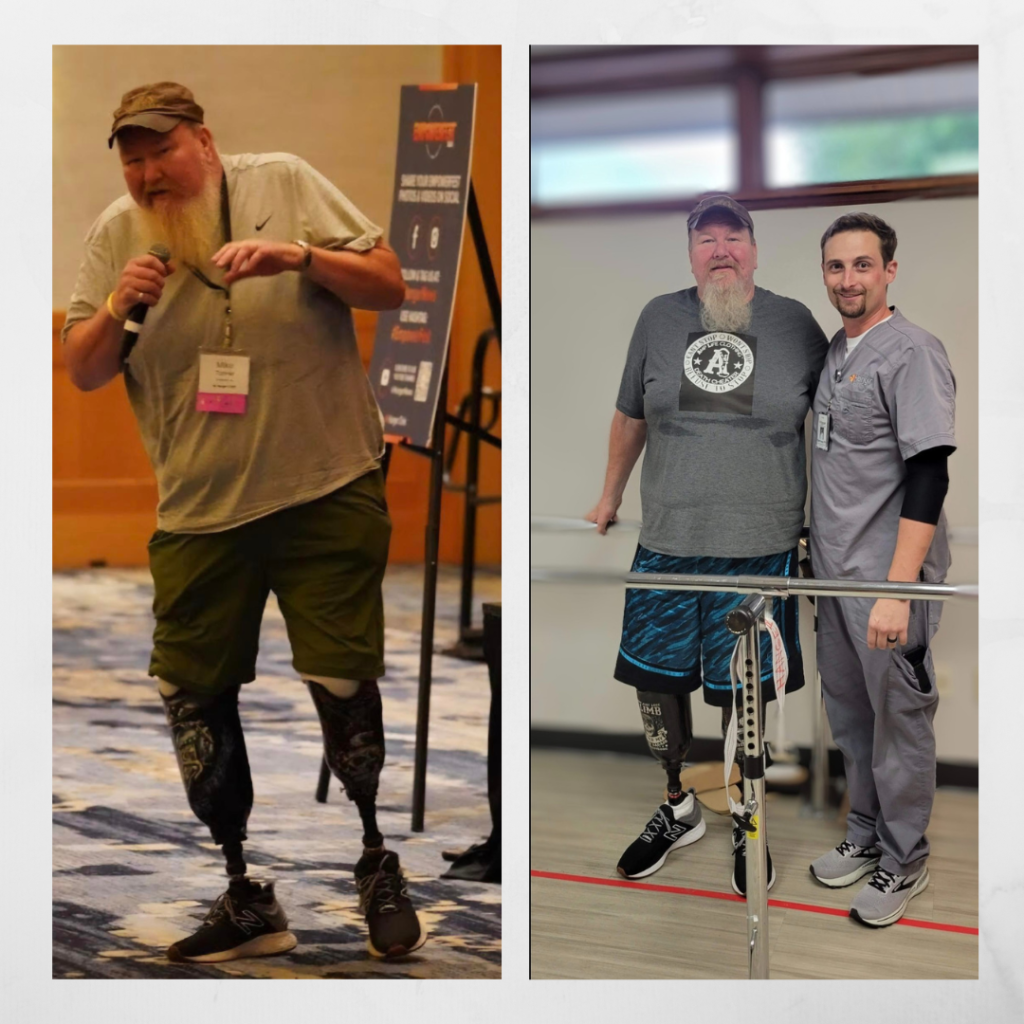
[820,213,897,266]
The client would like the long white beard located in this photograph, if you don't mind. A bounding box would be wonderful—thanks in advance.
[700,277,753,333]
[136,171,223,272]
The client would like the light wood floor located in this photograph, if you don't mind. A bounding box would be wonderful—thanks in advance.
[531,749,978,980]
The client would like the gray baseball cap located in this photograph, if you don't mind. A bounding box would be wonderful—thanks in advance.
[687,194,754,234]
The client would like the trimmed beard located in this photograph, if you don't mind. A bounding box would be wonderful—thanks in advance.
[835,291,867,320]
[699,275,753,334]
[136,169,223,272]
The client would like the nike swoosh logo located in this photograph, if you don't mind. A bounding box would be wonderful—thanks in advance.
[256,215,272,231]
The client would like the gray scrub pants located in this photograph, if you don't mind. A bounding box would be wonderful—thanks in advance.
[817,594,941,875]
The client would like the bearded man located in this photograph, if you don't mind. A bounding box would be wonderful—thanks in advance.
[586,195,829,895]
[61,83,425,963]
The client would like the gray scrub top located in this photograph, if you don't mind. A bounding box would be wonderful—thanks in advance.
[810,307,956,585]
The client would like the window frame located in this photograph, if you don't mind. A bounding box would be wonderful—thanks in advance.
[529,45,979,219]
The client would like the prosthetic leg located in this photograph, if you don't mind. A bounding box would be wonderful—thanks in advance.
[306,677,426,958]
[305,678,385,848]
[160,681,253,879]
[617,689,706,879]
[636,688,694,803]
[159,680,296,963]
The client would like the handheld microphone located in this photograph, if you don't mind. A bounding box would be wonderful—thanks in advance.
[121,243,172,363]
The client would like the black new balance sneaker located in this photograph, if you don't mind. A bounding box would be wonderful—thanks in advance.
[616,789,706,880]
[355,850,427,959]
[166,879,297,963]
[731,824,777,898]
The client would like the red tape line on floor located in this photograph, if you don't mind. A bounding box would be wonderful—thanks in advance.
[530,869,978,935]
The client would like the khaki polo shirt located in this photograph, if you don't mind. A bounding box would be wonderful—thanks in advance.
[63,153,386,533]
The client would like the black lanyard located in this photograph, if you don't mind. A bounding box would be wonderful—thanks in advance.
[187,172,233,346]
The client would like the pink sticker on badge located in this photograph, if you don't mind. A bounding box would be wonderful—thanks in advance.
[196,392,248,414]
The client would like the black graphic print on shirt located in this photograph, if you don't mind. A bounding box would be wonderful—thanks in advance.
[678,331,758,414]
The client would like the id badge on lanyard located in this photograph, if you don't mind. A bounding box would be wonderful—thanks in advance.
[197,350,250,413]
[815,410,831,450]
[193,175,251,415]
[816,363,843,451]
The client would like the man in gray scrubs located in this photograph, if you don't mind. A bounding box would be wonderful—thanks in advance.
[809,212,956,927]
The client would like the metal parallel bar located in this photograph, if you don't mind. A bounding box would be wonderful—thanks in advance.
[626,573,974,601]
[531,567,977,602]
[531,516,641,532]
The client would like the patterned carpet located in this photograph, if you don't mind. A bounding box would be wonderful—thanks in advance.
[53,565,501,979]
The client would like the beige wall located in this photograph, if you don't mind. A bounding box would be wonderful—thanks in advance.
[53,45,443,306]
[531,197,979,764]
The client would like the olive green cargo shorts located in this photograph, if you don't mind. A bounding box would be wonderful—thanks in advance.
[147,469,390,697]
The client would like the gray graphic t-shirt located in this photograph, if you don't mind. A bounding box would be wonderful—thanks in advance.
[616,286,829,557]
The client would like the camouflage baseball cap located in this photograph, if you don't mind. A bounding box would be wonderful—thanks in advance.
[686,194,754,234]
[108,82,204,148]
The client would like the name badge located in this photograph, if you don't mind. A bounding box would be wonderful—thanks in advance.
[197,352,250,414]
[815,411,831,450]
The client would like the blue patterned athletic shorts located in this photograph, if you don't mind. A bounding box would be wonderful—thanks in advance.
[614,544,805,707]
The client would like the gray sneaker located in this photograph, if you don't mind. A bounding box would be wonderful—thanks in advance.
[809,839,882,888]
[849,864,929,927]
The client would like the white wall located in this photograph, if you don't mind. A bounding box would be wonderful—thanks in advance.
[53,45,443,307]
[530,197,979,764]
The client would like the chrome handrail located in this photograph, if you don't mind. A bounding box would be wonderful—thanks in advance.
[531,567,977,602]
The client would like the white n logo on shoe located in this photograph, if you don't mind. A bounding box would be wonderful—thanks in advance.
[641,814,687,844]
[664,821,687,842]
[234,909,265,936]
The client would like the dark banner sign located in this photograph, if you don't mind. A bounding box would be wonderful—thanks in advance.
[369,83,477,447]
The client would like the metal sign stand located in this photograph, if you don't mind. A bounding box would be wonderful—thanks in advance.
[441,325,501,661]
[315,182,500,834]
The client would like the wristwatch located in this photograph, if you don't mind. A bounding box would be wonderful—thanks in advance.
[292,239,313,271]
